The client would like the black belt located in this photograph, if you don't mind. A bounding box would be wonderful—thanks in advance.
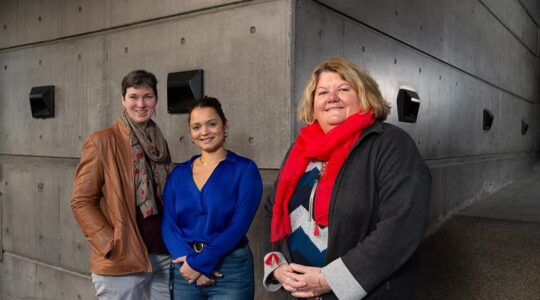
[190,242,206,253]
[189,240,248,253]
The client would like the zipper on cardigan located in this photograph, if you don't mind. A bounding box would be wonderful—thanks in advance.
[308,176,318,223]
[308,176,319,236]
[309,162,326,236]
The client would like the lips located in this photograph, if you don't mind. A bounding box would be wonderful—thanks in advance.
[325,107,343,112]
[129,109,148,118]
[199,137,214,143]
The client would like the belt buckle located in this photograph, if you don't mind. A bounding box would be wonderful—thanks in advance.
[193,242,205,253]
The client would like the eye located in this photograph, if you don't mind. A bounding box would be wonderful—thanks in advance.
[191,125,200,131]
[317,91,328,96]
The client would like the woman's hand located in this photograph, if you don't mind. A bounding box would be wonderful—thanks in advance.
[273,264,308,292]
[195,270,223,286]
[288,263,332,298]
[195,274,214,286]
[173,256,201,283]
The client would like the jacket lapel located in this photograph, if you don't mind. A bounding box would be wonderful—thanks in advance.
[112,120,138,223]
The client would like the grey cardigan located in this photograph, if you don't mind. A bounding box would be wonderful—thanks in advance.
[263,121,431,299]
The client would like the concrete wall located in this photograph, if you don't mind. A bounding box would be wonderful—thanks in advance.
[1,0,539,299]
[0,0,250,48]
[0,0,292,299]
[0,0,292,167]
[294,0,540,232]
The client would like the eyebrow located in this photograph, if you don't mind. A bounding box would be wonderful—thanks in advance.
[191,118,218,125]
[316,82,350,89]
[127,92,154,96]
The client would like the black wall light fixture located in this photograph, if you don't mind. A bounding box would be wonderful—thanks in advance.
[397,86,420,123]
[167,69,203,114]
[521,119,529,135]
[29,85,55,118]
[483,109,494,131]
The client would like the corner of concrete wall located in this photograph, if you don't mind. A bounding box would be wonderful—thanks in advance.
[293,0,540,233]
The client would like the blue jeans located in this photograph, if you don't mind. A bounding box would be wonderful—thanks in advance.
[171,245,254,300]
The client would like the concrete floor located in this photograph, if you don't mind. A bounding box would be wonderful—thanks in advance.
[416,167,540,299]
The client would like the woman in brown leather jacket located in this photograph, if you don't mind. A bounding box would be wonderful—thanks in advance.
[71,70,173,299]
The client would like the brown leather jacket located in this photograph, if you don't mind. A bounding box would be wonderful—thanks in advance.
[71,120,152,275]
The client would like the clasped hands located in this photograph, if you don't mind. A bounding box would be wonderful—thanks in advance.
[274,263,332,299]
[173,256,223,287]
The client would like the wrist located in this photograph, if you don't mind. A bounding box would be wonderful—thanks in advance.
[318,271,330,291]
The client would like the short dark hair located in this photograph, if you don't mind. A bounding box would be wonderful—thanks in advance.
[121,70,158,98]
[188,96,227,125]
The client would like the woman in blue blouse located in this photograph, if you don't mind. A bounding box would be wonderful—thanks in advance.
[162,96,263,299]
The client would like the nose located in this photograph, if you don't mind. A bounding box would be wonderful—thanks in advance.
[135,98,145,107]
[201,126,209,135]
[328,91,339,102]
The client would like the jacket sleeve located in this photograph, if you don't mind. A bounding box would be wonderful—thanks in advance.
[262,148,294,291]
[70,137,114,258]
[262,175,278,255]
[187,161,263,276]
[324,129,431,298]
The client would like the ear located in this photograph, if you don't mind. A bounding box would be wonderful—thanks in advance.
[120,95,128,109]
[224,121,230,137]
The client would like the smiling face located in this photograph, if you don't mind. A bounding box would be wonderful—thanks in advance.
[313,71,362,133]
[189,106,228,153]
[121,86,157,127]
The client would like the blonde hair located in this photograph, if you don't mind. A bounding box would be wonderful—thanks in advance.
[298,57,391,123]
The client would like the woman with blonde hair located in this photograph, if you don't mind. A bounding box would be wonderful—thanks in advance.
[263,57,430,299]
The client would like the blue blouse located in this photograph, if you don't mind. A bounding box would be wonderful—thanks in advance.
[161,151,263,277]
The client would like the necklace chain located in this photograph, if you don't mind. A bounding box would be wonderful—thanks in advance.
[199,156,225,167]
[200,156,209,166]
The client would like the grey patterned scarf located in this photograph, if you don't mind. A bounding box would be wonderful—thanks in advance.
[121,113,172,218]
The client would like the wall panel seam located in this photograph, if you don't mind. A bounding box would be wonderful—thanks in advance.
[0,154,80,163]
[425,152,539,168]
[0,0,253,53]
[516,0,540,27]
[1,251,91,279]
[309,0,535,104]
[478,0,538,57]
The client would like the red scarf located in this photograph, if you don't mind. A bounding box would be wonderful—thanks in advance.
[270,112,374,242]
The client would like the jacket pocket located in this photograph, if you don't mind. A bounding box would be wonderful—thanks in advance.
[107,223,123,260]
